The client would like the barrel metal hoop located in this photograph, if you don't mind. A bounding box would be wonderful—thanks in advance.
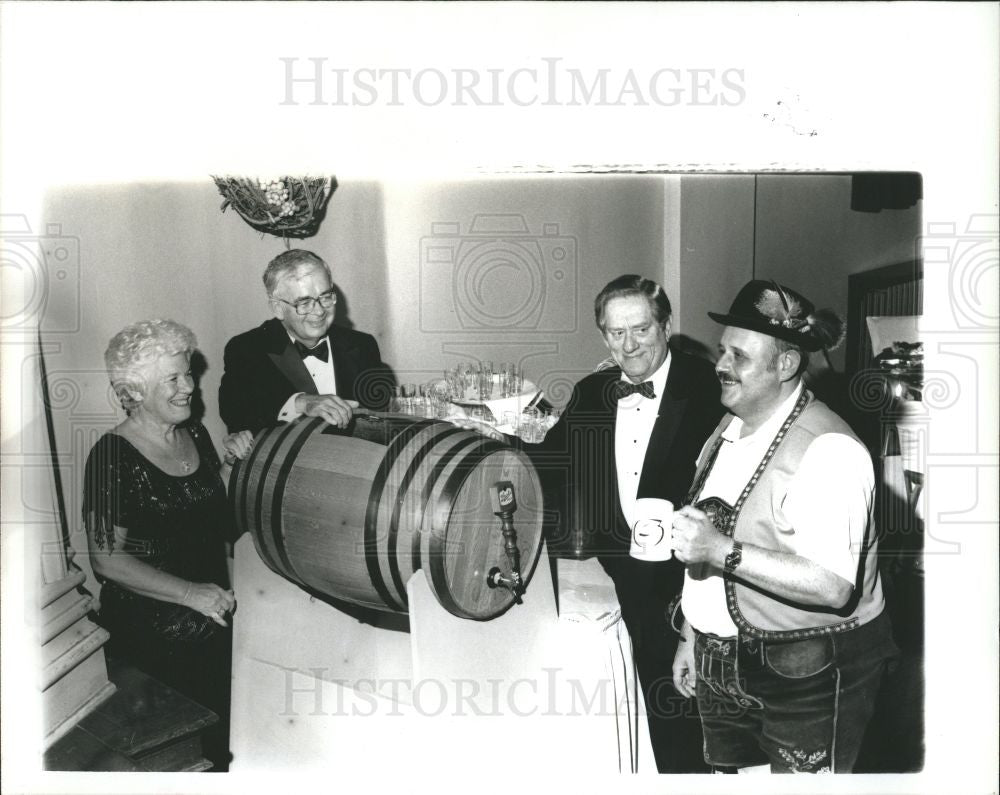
[386,426,466,606]
[411,433,485,585]
[243,421,300,575]
[427,440,506,620]
[268,417,327,588]
[364,420,438,611]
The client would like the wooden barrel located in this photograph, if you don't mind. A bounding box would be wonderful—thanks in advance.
[230,413,545,620]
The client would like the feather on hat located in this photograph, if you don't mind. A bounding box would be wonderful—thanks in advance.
[708,279,844,351]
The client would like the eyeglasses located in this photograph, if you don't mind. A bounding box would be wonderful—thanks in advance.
[274,289,336,316]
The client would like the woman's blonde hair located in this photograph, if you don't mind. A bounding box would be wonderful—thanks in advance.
[104,319,196,413]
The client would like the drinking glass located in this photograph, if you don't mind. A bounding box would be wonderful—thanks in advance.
[509,365,523,396]
[498,362,510,398]
[388,385,402,414]
[401,383,416,415]
[519,406,542,443]
[478,370,493,400]
[433,383,451,418]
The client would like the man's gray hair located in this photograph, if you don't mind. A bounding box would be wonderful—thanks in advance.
[262,249,332,297]
[104,319,196,412]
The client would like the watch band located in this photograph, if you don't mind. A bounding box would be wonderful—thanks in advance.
[724,540,743,574]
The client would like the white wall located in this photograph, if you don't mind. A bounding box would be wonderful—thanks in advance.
[677,175,756,353]
[379,175,673,404]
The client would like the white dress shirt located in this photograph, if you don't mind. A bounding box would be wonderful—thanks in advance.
[682,383,875,637]
[277,336,337,422]
[615,351,672,531]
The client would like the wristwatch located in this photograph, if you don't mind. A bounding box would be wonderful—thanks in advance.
[724,540,743,574]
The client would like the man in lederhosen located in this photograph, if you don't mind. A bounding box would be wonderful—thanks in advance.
[670,279,897,773]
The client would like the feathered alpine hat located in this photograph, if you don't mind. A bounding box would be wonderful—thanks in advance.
[707,279,845,352]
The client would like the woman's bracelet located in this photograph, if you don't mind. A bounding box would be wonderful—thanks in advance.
[181,582,193,605]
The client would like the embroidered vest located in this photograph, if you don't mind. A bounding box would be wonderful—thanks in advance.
[687,390,885,640]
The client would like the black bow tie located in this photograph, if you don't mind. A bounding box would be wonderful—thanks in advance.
[294,339,329,363]
[614,380,656,400]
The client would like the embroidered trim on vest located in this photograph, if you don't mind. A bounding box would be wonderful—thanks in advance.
[689,390,860,640]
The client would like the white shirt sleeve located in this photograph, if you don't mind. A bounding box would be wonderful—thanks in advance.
[277,392,304,422]
[782,433,875,584]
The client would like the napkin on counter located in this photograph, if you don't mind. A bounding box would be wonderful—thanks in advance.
[483,390,539,426]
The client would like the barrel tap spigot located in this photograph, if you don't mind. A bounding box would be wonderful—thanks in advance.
[486,481,524,603]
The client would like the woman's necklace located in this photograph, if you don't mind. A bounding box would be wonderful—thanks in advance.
[126,416,194,473]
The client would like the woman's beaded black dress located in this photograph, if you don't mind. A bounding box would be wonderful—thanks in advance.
[83,422,234,769]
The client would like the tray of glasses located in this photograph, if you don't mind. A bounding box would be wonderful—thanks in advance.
[436,375,538,408]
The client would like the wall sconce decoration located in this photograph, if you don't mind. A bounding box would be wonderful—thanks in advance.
[211,175,337,241]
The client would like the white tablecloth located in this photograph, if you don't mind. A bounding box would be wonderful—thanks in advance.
[552,556,655,773]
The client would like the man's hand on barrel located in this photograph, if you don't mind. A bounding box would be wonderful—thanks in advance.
[296,394,359,428]
[222,430,255,465]
[446,405,506,442]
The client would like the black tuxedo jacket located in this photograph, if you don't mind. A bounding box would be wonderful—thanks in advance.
[219,318,392,434]
[529,350,723,658]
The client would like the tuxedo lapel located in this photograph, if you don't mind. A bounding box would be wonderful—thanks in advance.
[328,329,358,399]
[586,370,628,541]
[264,319,319,396]
[638,394,684,497]
[637,355,689,498]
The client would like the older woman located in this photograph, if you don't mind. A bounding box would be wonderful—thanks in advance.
[83,319,253,771]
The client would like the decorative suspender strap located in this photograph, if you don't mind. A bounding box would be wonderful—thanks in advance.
[720,390,810,640]
[724,389,811,534]
[721,390,859,639]
[684,389,809,523]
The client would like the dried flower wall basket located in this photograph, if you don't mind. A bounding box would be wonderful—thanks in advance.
[212,175,336,240]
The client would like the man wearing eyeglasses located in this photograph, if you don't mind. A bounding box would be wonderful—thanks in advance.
[219,249,391,434]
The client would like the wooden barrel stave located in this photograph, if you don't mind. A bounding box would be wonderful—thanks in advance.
[363,420,440,611]
[257,417,327,590]
[370,422,458,609]
[281,445,384,609]
[245,419,317,587]
[378,425,484,609]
